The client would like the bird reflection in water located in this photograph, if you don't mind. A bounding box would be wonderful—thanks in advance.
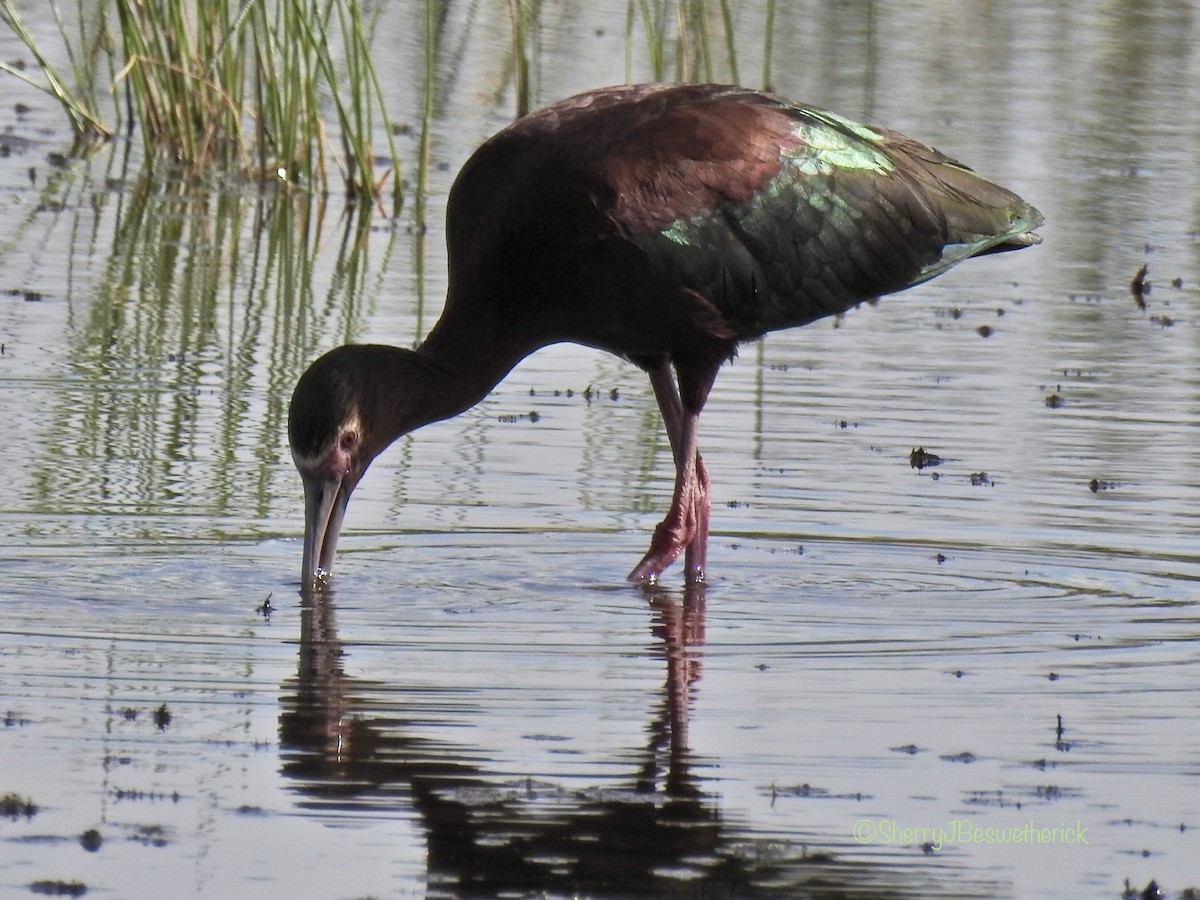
[277,589,997,896]
[642,588,705,800]
[278,588,721,895]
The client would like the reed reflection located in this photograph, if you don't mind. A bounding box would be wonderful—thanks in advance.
[25,157,386,522]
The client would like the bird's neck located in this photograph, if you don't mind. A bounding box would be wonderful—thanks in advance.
[380,316,533,441]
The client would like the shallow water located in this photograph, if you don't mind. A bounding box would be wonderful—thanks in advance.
[2,1,1199,898]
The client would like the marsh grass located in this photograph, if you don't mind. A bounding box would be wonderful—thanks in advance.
[507,0,537,117]
[2,0,401,208]
[0,0,111,145]
[3,0,785,213]
[626,0,756,85]
[761,0,775,91]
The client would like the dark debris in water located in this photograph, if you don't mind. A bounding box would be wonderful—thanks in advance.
[771,782,827,800]
[939,751,977,764]
[1121,878,1165,900]
[29,881,87,898]
[79,829,102,852]
[909,446,943,470]
[3,287,44,302]
[1032,784,1074,802]
[940,306,964,320]
[963,789,1008,808]
[128,824,170,848]
[1131,263,1150,309]
[153,703,171,730]
[496,410,541,424]
[5,709,30,727]
[111,787,181,803]
[766,782,870,803]
[522,384,624,408]
[0,792,37,819]
[1056,713,1072,753]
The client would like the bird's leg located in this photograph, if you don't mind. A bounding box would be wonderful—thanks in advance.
[653,366,711,582]
[648,363,684,444]
[628,412,701,583]
[653,363,711,582]
[685,456,710,580]
[629,364,711,584]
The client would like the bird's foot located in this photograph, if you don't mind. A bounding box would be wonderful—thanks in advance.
[628,516,695,584]
[628,457,711,584]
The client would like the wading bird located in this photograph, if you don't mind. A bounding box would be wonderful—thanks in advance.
[289,83,1042,589]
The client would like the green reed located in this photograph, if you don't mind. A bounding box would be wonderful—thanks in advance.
[2,0,401,208]
[626,0,764,86]
[507,0,533,117]
[761,0,775,91]
[0,0,111,146]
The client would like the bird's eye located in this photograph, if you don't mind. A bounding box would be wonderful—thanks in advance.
[338,431,358,452]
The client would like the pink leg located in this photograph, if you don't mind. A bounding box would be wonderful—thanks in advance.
[628,364,712,584]
[685,456,710,581]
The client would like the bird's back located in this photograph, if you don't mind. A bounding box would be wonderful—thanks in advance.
[442,84,1042,354]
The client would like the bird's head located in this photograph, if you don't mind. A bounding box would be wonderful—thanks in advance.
[287,340,509,590]
[287,346,387,591]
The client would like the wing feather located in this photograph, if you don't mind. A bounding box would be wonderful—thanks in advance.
[573,86,1041,335]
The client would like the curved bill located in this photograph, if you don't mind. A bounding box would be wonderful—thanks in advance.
[300,474,354,591]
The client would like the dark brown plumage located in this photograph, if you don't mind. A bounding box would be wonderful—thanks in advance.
[289,83,1042,589]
